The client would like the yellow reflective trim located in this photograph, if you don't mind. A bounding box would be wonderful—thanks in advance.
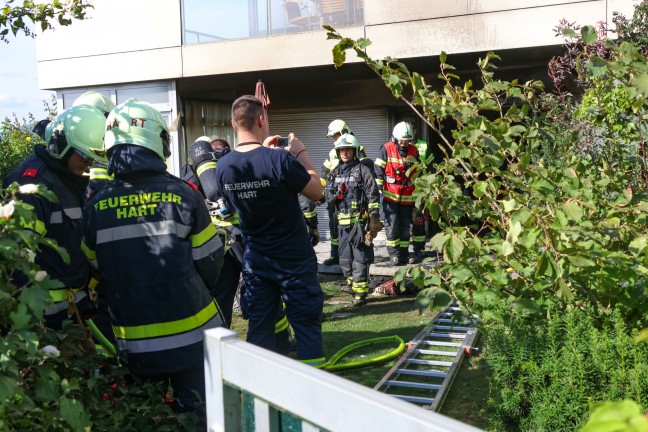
[303,210,316,218]
[376,179,384,185]
[81,241,96,260]
[375,158,386,168]
[300,357,327,368]
[368,203,380,209]
[191,223,217,248]
[88,277,99,291]
[386,239,399,247]
[399,240,410,247]
[275,316,289,333]
[412,236,426,242]
[196,161,217,177]
[331,238,338,246]
[114,301,218,340]
[383,190,399,201]
[401,196,415,204]
[50,288,82,302]
[320,178,326,186]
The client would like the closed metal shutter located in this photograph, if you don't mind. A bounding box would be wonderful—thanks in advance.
[269,108,389,240]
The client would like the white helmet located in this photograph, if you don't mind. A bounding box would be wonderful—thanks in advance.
[392,122,413,141]
[327,119,351,137]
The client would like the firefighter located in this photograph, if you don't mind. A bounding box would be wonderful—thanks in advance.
[321,119,371,265]
[72,91,116,200]
[374,122,421,266]
[3,104,106,330]
[326,134,381,306]
[82,98,226,420]
[300,193,319,247]
[408,119,432,264]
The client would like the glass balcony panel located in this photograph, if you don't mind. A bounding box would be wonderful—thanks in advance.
[182,0,363,44]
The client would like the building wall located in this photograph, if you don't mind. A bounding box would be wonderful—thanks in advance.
[36,0,637,90]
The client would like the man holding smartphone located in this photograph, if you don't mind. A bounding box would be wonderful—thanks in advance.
[214,95,326,368]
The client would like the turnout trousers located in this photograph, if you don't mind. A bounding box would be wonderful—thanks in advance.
[383,200,414,261]
[338,224,374,299]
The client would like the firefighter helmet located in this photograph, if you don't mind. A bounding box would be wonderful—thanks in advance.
[392,121,414,141]
[73,91,116,117]
[47,105,107,163]
[104,98,171,161]
[334,134,360,160]
[327,119,352,137]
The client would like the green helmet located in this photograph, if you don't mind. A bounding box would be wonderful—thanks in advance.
[73,91,116,117]
[392,121,413,141]
[327,119,352,137]
[334,134,360,157]
[47,105,107,163]
[104,98,170,161]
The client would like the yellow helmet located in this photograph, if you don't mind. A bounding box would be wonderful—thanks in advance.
[104,98,170,161]
[47,105,107,163]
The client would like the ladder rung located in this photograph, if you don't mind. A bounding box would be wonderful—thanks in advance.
[385,380,442,390]
[406,358,453,367]
[419,341,462,348]
[415,349,458,357]
[427,332,467,339]
[433,325,472,332]
[394,395,435,404]
[396,369,447,378]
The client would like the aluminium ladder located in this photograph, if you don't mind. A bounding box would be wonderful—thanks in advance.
[374,305,479,411]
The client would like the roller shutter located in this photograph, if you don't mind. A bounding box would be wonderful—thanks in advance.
[269,108,389,240]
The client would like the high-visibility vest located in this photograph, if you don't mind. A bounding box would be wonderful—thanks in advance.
[380,142,418,204]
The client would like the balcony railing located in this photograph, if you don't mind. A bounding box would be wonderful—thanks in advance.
[182,0,364,44]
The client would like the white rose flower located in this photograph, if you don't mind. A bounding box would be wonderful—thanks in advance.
[19,184,39,194]
[41,345,61,358]
[34,271,47,282]
[0,200,15,220]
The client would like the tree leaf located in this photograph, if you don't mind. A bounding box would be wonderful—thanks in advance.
[629,237,648,256]
[567,255,596,267]
[562,201,583,222]
[581,25,597,45]
[429,232,449,252]
[444,235,464,263]
[60,397,90,431]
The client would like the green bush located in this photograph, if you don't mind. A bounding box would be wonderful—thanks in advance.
[0,184,201,431]
[486,308,648,431]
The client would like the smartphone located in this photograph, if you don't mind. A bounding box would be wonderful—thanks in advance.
[277,137,290,148]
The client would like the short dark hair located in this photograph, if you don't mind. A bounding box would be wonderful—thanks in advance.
[231,95,264,132]
[210,138,230,150]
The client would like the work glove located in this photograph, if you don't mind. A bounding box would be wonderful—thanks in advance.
[369,215,383,239]
[309,227,320,247]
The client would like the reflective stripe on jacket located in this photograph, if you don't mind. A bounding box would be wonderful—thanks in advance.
[375,142,418,205]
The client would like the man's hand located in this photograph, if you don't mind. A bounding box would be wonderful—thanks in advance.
[369,215,383,238]
[309,227,320,247]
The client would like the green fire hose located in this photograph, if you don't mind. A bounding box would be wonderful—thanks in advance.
[325,335,406,372]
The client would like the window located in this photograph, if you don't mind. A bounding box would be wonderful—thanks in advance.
[182,0,363,44]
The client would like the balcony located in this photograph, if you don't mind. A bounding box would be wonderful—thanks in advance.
[182,0,364,44]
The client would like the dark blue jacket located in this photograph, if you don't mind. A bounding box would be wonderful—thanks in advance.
[83,145,225,375]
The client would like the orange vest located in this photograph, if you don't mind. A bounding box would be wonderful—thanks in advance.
[382,142,418,204]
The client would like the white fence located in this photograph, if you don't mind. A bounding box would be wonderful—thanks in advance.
[204,327,483,432]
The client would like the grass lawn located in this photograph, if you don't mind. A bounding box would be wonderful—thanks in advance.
[231,273,490,430]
